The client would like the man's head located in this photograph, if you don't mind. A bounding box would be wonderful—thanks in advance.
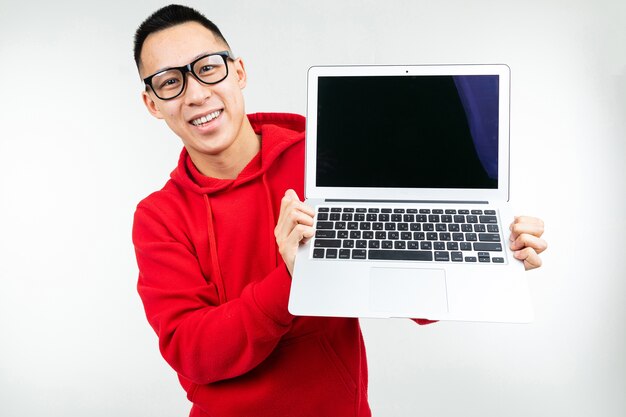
[135,5,258,177]
[133,4,230,73]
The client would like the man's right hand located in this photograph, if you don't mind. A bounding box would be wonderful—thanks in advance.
[274,189,315,276]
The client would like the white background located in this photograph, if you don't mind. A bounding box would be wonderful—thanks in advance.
[1,1,624,416]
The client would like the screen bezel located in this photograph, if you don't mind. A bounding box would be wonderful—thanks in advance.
[305,64,510,203]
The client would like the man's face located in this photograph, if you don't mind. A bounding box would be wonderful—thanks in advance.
[139,22,248,159]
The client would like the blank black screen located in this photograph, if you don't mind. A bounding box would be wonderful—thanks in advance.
[315,75,499,189]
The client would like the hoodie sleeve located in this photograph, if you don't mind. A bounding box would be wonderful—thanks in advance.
[133,203,295,386]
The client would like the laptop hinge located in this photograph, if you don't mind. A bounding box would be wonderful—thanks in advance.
[324,199,490,205]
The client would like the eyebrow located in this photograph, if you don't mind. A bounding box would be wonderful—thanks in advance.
[153,51,218,75]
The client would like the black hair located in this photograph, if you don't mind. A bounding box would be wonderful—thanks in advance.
[133,4,230,71]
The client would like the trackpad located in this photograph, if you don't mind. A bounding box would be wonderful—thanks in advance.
[369,267,448,316]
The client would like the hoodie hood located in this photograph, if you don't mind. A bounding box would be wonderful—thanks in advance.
[170,112,305,195]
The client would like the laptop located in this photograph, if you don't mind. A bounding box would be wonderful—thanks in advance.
[288,64,533,323]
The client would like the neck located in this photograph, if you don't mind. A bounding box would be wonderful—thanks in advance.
[188,118,261,179]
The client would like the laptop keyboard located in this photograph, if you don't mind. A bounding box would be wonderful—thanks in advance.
[312,206,506,264]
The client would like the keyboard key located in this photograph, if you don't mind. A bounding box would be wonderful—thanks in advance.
[382,241,393,249]
[467,215,478,223]
[369,250,433,261]
[316,221,334,229]
[423,223,434,231]
[420,241,432,250]
[326,249,337,259]
[368,208,380,213]
[368,240,380,248]
[356,240,367,248]
[485,210,496,215]
[413,232,425,240]
[347,222,359,230]
[339,249,350,259]
[429,214,440,222]
[401,232,412,240]
[460,242,472,251]
[448,224,460,232]
[315,230,336,238]
[318,207,329,212]
[461,224,473,232]
[352,249,367,259]
[338,230,349,239]
[471,209,483,215]
[478,233,501,242]
[439,232,451,241]
[330,213,340,221]
[349,231,361,239]
[381,208,392,213]
[363,231,374,239]
[313,249,325,258]
[434,251,450,261]
[398,223,409,231]
[452,233,465,241]
[432,209,443,214]
[453,215,465,223]
[335,222,346,230]
[479,256,491,263]
[314,239,341,248]
[473,243,503,251]
[487,224,499,233]
[342,240,355,248]
[410,223,421,231]
[445,209,457,214]
[492,257,504,263]
[479,215,498,224]
[356,208,367,213]
[465,256,477,262]
[384,223,396,231]
[343,208,354,212]
[354,214,365,221]
[341,213,353,221]
[473,224,486,232]
[427,232,438,241]
[436,223,447,231]
[451,251,463,262]
[359,222,371,230]
[388,232,399,240]
[458,209,470,214]
[408,241,419,249]
[465,233,478,241]
[395,241,406,249]
[331,207,342,212]
[419,209,430,214]
[317,213,329,221]
[447,242,459,251]
[433,242,445,250]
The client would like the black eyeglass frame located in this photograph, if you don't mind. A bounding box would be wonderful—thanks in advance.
[143,50,236,100]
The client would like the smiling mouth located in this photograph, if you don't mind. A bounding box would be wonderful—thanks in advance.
[191,110,222,126]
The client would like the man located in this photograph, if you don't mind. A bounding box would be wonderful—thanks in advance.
[132,5,547,417]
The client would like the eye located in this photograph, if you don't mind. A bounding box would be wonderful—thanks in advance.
[159,78,180,90]
[199,65,215,74]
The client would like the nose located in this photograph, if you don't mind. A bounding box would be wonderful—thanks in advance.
[183,73,212,105]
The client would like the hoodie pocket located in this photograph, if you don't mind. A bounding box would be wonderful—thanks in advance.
[189,333,358,417]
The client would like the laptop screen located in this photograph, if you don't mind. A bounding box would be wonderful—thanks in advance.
[316,75,499,189]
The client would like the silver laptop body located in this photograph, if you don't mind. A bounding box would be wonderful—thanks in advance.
[289,64,533,323]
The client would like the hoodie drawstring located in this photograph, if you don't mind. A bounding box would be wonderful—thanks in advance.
[203,194,227,304]
[262,173,279,268]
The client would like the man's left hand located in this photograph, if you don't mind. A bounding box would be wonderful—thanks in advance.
[509,216,547,271]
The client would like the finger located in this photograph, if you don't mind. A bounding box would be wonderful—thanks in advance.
[510,233,548,254]
[275,207,315,240]
[509,216,544,240]
[280,191,315,218]
[513,246,543,271]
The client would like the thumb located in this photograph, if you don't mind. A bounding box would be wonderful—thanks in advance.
[284,189,300,202]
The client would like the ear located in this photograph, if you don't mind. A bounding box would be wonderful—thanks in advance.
[141,90,164,120]
[233,57,248,89]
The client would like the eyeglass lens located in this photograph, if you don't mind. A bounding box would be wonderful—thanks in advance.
[151,54,228,99]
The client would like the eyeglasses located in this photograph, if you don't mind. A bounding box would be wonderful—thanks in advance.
[143,51,235,101]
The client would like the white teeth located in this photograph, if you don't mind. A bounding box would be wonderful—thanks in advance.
[192,110,221,126]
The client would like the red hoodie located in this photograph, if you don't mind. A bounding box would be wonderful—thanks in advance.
[133,113,372,417]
